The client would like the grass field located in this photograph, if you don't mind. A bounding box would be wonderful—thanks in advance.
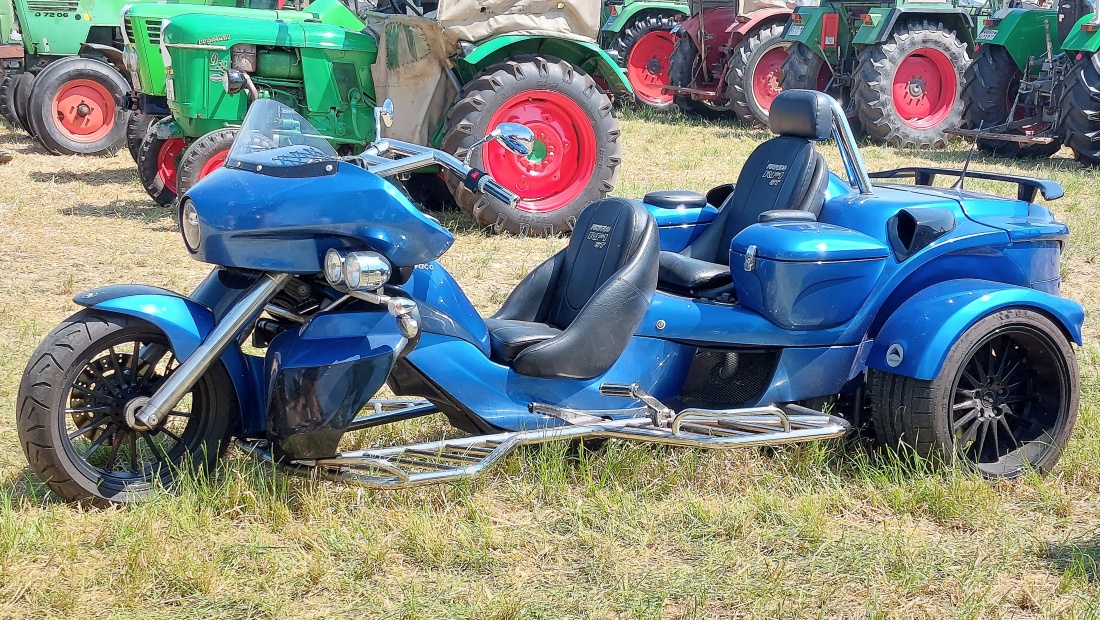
[1,110,1100,619]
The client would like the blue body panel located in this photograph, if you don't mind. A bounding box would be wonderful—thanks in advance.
[644,202,719,251]
[399,263,491,355]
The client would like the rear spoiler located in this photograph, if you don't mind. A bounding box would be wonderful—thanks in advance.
[868,167,1064,202]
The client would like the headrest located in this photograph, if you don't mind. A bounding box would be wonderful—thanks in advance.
[768,90,833,141]
[569,197,654,261]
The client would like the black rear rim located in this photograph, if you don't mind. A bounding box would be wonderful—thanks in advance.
[949,325,1071,476]
[60,332,213,493]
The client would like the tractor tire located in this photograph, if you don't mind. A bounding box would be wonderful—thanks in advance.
[852,21,968,148]
[725,23,790,128]
[175,128,237,198]
[778,42,857,130]
[127,112,161,163]
[610,11,679,111]
[1060,52,1100,166]
[0,72,20,128]
[961,45,1062,158]
[441,55,622,236]
[26,57,130,155]
[868,309,1078,479]
[12,71,36,137]
[668,34,731,119]
[137,130,187,206]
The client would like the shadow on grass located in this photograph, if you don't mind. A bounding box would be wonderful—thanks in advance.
[1043,539,1100,582]
[30,167,134,186]
[0,467,62,507]
[60,199,175,224]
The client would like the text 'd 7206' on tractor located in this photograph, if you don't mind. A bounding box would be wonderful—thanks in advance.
[147,0,633,236]
[600,0,688,111]
[780,0,993,147]
[666,0,795,127]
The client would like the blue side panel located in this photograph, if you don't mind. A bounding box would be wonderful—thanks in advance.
[403,333,694,431]
[760,342,871,403]
[868,279,1084,381]
[398,263,491,355]
[644,203,719,252]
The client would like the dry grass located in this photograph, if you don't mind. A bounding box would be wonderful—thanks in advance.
[1,110,1100,619]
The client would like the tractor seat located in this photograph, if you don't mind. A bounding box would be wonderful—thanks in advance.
[484,198,659,380]
[658,89,834,298]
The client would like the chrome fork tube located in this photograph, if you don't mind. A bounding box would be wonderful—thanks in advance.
[134,272,290,430]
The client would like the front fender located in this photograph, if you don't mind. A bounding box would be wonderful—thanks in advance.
[867,280,1084,381]
[728,8,791,37]
[458,35,633,94]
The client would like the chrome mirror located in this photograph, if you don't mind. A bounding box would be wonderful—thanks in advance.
[493,122,534,157]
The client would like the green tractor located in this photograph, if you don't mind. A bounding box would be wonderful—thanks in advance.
[0,0,236,155]
[139,0,632,236]
[600,0,688,110]
[780,0,992,147]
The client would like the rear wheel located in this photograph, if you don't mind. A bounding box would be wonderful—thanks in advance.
[137,131,186,206]
[1060,53,1100,166]
[961,45,1062,158]
[17,310,235,505]
[611,12,679,111]
[853,21,968,148]
[668,34,731,119]
[441,55,621,236]
[26,57,130,155]
[726,23,790,128]
[12,71,35,137]
[0,72,21,128]
[868,309,1078,478]
[175,128,237,198]
[778,42,855,128]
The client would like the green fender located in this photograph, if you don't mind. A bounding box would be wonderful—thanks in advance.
[455,34,634,95]
[974,8,1061,71]
[783,7,828,50]
[1061,12,1100,54]
[601,1,687,35]
[852,6,978,46]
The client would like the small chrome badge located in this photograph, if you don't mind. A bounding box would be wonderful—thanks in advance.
[81,292,98,299]
[744,245,758,272]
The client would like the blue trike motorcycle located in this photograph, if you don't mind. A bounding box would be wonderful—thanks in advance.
[18,91,1083,504]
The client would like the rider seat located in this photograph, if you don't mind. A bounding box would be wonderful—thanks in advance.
[658,89,834,298]
[484,198,659,380]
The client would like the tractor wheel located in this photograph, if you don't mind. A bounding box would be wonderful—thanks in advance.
[868,309,1078,479]
[961,45,1062,158]
[853,21,968,148]
[12,71,36,137]
[610,11,679,111]
[1060,52,1100,166]
[0,72,20,128]
[725,23,790,128]
[175,128,237,198]
[127,112,161,164]
[668,34,731,119]
[778,42,856,129]
[137,130,186,206]
[441,55,621,236]
[26,57,130,155]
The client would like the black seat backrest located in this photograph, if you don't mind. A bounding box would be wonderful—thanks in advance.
[682,90,833,265]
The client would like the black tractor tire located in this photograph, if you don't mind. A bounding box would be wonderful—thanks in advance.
[403,172,458,211]
[1060,52,1100,166]
[176,128,238,198]
[725,22,789,128]
[441,55,622,236]
[26,57,130,155]
[609,11,679,112]
[853,21,969,148]
[138,131,186,206]
[17,310,235,505]
[668,34,732,119]
[12,71,36,137]
[961,44,1062,158]
[868,308,1078,479]
[778,42,858,131]
[127,112,161,163]
[0,72,20,128]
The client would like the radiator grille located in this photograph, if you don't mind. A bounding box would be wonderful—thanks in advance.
[146,22,162,46]
[124,18,136,43]
[25,0,80,11]
[678,349,780,406]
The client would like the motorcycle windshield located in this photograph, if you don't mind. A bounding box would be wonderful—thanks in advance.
[226,99,339,178]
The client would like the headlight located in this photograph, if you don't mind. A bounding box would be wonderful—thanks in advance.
[180,199,201,252]
[122,45,138,73]
[324,248,345,286]
[344,252,390,291]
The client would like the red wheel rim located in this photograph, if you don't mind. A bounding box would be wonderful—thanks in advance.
[198,149,229,179]
[751,44,791,112]
[891,47,958,129]
[51,78,115,143]
[626,30,677,105]
[156,137,186,193]
[816,62,832,90]
[484,91,598,213]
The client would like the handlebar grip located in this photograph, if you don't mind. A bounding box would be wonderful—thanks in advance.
[480,177,520,208]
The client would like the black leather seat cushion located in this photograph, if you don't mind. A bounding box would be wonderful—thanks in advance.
[484,319,562,364]
[644,190,707,209]
[657,251,732,296]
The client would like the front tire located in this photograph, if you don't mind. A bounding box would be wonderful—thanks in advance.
[127,112,160,163]
[853,21,968,148]
[137,130,186,206]
[0,72,21,128]
[176,128,237,198]
[961,44,1062,158]
[17,310,235,505]
[1060,53,1100,166]
[869,309,1079,478]
[725,23,790,128]
[441,55,621,236]
[12,71,35,137]
[26,57,131,155]
[611,12,679,111]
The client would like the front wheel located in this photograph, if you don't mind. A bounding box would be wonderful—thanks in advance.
[869,309,1079,478]
[26,57,131,155]
[11,71,35,137]
[441,55,621,236]
[127,112,160,163]
[17,310,235,505]
[0,72,21,128]
[175,128,237,198]
[137,130,187,206]
[725,23,790,128]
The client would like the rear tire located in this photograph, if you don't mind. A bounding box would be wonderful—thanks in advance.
[668,34,731,119]
[12,71,36,137]
[610,12,679,111]
[176,128,237,198]
[26,57,130,155]
[1060,53,1100,166]
[868,309,1078,478]
[441,55,621,236]
[725,23,790,128]
[853,21,968,148]
[0,72,21,128]
[778,42,857,130]
[137,130,186,206]
[961,44,1062,158]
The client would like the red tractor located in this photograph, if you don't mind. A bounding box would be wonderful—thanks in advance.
[666,0,794,126]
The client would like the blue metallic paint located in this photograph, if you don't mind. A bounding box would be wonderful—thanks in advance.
[397,263,491,355]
